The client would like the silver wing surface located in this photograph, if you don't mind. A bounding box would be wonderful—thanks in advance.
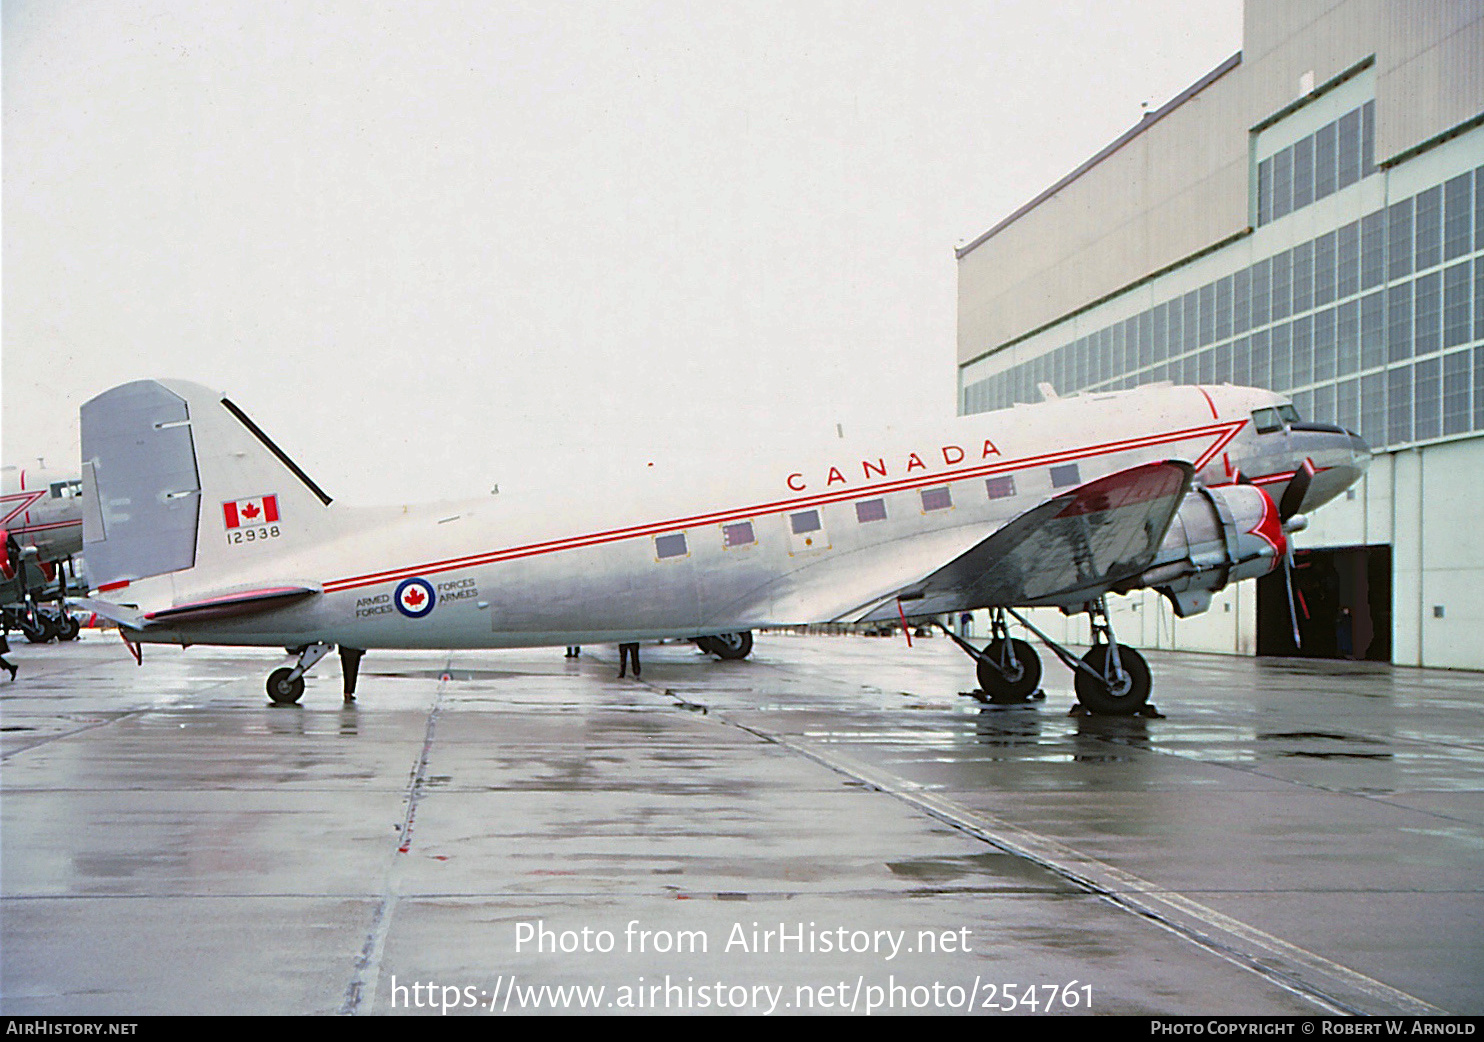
[849,460,1194,621]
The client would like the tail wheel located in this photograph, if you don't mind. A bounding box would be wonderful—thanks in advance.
[1074,644,1151,716]
[266,667,305,705]
[709,631,753,660]
[974,638,1042,703]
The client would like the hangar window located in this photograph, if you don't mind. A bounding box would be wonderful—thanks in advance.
[985,475,1016,500]
[790,510,821,535]
[654,533,688,560]
[1050,464,1080,489]
[1258,101,1375,228]
[722,521,755,548]
[920,486,952,512]
[855,498,887,523]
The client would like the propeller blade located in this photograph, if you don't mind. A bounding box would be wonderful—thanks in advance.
[1279,458,1316,521]
[1284,550,1301,648]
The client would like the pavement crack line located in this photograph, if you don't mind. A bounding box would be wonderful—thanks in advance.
[338,660,450,1016]
[713,713,1445,1017]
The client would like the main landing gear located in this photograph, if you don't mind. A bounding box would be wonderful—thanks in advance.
[939,609,1042,704]
[266,643,366,705]
[5,604,80,643]
[943,600,1155,716]
[695,631,753,660]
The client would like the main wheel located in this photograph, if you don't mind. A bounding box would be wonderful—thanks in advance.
[55,615,81,641]
[21,616,56,643]
[974,638,1042,703]
[709,631,753,660]
[266,667,305,705]
[1073,644,1151,716]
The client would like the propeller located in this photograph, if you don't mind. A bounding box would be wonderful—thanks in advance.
[1279,457,1316,521]
[1277,459,1316,648]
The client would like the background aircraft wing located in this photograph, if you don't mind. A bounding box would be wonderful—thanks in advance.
[850,460,1194,621]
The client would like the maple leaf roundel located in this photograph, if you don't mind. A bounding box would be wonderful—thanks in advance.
[394,577,437,618]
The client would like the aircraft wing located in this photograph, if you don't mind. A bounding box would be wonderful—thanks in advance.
[850,460,1194,621]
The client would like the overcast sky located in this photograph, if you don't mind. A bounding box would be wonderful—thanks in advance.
[4,0,1243,504]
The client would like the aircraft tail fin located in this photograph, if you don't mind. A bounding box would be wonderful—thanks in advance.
[80,379,336,592]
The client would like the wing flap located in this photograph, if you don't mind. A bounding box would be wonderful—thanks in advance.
[855,461,1194,621]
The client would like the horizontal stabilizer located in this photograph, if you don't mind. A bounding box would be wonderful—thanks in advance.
[67,598,146,631]
[72,586,319,629]
[855,460,1194,620]
[142,585,320,625]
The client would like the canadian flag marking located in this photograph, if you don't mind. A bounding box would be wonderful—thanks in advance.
[223,495,280,529]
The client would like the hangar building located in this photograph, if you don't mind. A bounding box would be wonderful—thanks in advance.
[957,0,1484,669]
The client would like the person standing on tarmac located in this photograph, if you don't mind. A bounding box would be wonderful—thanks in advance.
[0,630,16,681]
[617,642,640,679]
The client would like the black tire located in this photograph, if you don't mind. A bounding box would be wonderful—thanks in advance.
[974,638,1042,703]
[694,636,720,655]
[709,631,753,660]
[55,615,81,641]
[1073,644,1152,716]
[266,667,305,705]
[21,616,55,644]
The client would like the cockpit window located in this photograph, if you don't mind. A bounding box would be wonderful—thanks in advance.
[1252,404,1303,433]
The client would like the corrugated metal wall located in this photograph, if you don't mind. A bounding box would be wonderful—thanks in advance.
[958,0,1484,370]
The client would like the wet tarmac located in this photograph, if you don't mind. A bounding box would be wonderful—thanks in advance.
[2,631,1480,1015]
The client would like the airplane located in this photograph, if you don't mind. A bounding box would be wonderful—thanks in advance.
[71,378,1370,714]
[2,464,86,642]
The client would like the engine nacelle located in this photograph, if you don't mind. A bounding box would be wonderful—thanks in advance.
[1133,484,1287,618]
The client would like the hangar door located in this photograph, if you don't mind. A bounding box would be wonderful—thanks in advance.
[1257,545,1391,661]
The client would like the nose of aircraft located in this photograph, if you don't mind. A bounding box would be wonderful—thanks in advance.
[1297,428,1372,511]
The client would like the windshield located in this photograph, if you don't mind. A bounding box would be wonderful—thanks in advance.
[1251,403,1302,433]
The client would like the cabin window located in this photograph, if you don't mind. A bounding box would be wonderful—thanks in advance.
[920,486,952,512]
[722,521,755,548]
[790,510,821,534]
[1050,463,1081,488]
[985,475,1016,500]
[654,533,688,559]
[855,498,887,523]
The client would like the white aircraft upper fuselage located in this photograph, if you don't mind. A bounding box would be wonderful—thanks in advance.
[83,380,1368,654]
